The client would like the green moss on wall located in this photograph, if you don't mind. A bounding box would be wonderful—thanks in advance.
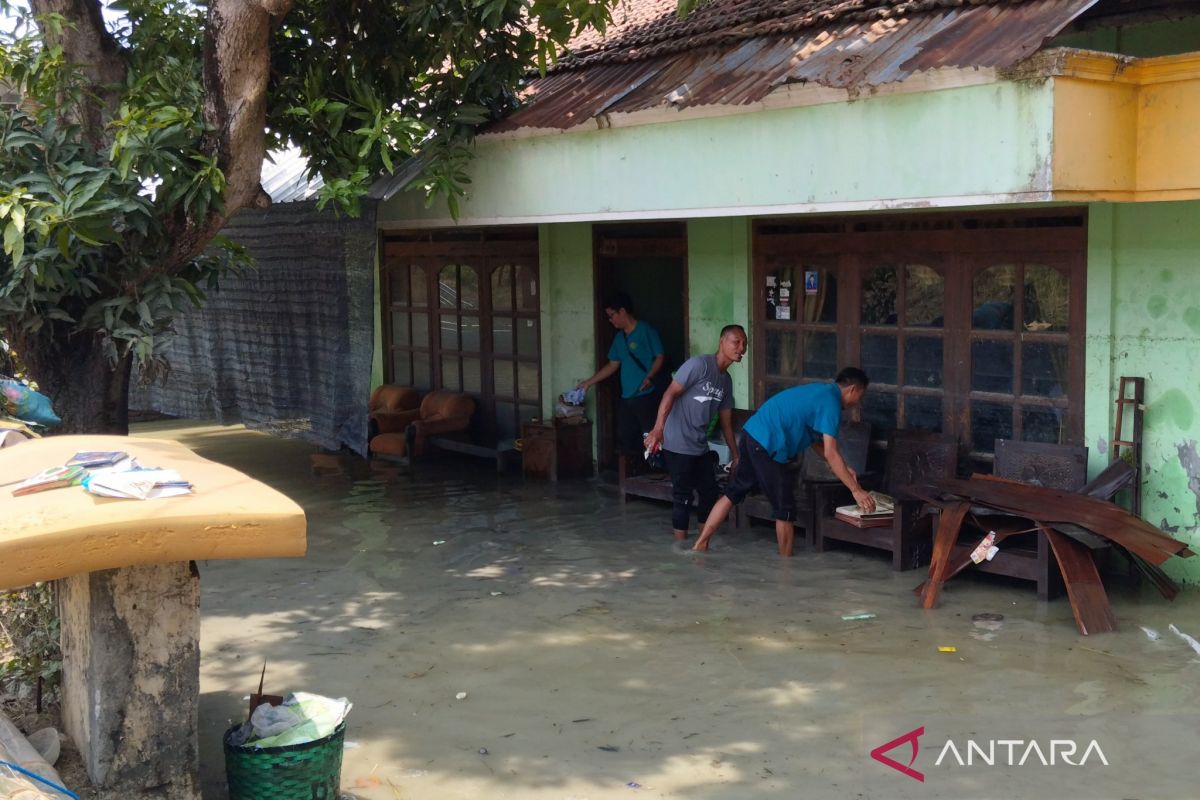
[1098,200,1200,582]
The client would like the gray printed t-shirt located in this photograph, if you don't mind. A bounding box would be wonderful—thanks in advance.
[663,354,733,455]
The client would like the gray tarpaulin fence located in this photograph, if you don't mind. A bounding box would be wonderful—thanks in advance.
[130,200,377,456]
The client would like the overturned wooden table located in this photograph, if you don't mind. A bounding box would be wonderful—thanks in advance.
[0,435,306,800]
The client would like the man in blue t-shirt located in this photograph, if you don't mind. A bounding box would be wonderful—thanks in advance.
[693,367,876,557]
[578,291,666,458]
[644,324,746,541]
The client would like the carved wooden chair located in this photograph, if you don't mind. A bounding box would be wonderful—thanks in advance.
[815,429,957,570]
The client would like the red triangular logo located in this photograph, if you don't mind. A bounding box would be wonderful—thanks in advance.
[870,726,925,782]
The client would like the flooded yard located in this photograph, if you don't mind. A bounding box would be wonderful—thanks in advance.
[134,422,1200,800]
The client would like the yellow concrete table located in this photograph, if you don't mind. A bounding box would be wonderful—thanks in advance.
[0,435,306,800]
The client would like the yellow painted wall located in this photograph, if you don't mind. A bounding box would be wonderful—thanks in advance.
[1052,78,1137,192]
[1137,78,1200,193]
[1050,52,1200,201]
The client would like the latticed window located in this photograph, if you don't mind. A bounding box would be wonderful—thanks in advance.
[382,229,540,445]
[753,213,1085,471]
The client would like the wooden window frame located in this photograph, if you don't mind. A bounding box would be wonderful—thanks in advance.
[381,230,540,445]
[752,211,1087,468]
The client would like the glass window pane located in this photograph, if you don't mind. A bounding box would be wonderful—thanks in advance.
[802,331,837,379]
[765,382,790,400]
[765,265,794,321]
[973,265,1015,330]
[518,362,539,401]
[1022,342,1068,397]
[863,391,897,435]
[862,334,897,385]
[765,330,798,377]
[438,265,458,308]
[496,401,517,441]
[516,318,537,356]
[492,266,513,312]
[519,404,540,427]
[862,266,897,326]
[971,402,1013,453]
[906,265,944,328]
[391,350,411,385]
[1022,407,1065,444]
[441,356,461,391]
[905,395,942,432]
[515,265,538,312]
[1024,264,1069,332]
[411,313,429,348]
[389,268,410,305]
[413,353,432,390]
[460,266,480,310]
[462,357,482,394]
[440,315,459,351]
[462,315,481,352]
[411,266,428,308]
[904,336,943,388]
[390,311,410,347]
[494,359,515,398]
[802,268,837,324]
[971,340,1013,393]
[493,317,514,354]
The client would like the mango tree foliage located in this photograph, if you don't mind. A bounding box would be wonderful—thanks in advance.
[0,0,624,431]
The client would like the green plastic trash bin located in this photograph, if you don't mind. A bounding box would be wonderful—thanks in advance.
[223,721,345,800]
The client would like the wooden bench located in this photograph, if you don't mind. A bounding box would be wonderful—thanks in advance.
[426,434,515,472]
[814,429,957,570]
[618,409,750,511]
[947,439,1088,600]
[739,420,871,548]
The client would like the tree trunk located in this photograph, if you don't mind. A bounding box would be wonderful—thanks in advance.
[16,332,132,435]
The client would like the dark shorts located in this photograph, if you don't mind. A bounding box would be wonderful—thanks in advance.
[723,433,796,521]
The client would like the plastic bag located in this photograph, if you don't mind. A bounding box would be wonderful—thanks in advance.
[250,702,303,740]
[0,760,78,800]
[249,693,352,749]
[1,381,61,427]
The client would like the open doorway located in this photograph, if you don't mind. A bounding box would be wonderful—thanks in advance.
[593,222,688,476]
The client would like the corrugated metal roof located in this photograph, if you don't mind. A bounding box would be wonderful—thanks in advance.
[489,0,1098,132]
[260,146,325,204]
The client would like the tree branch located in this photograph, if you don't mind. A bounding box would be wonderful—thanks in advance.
[29,0,128,147]
[151,0,293,279]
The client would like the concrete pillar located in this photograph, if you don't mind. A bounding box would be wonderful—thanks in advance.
[57,562,201,800]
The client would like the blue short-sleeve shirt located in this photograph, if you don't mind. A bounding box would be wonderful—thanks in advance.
[742,383,842,463]
[607,321,665,399]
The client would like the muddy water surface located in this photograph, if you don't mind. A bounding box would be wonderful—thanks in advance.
[137,422,1200,800]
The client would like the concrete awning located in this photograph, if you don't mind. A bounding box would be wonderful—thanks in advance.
[0,435,306,590]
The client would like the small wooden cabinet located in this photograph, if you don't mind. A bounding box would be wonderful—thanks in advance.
[522,419,593,480]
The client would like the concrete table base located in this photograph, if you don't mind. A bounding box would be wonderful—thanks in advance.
[58,562,201,800]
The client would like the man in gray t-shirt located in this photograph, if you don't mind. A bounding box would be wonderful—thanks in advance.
[645,325,746,541]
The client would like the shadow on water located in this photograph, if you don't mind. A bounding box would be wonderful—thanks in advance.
[131,421,1200,800]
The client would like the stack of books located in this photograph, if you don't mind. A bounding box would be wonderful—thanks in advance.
[9,450,193,500]
[834,492,896,528]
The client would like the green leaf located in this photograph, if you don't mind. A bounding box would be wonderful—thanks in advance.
[3,222,24,268]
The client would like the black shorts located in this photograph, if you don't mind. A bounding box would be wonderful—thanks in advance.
[723,433,796,521]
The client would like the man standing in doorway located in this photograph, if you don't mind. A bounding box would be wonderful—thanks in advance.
[644,325,747,541]
[693,368,875,557]
[578,292,666,462]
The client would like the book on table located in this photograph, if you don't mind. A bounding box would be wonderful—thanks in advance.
[12,464,86,496]
[833,491,896,528]
[66,450,130,468]
[82,468,193,500]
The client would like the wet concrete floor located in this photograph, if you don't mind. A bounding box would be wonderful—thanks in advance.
[136,422,1200,800]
